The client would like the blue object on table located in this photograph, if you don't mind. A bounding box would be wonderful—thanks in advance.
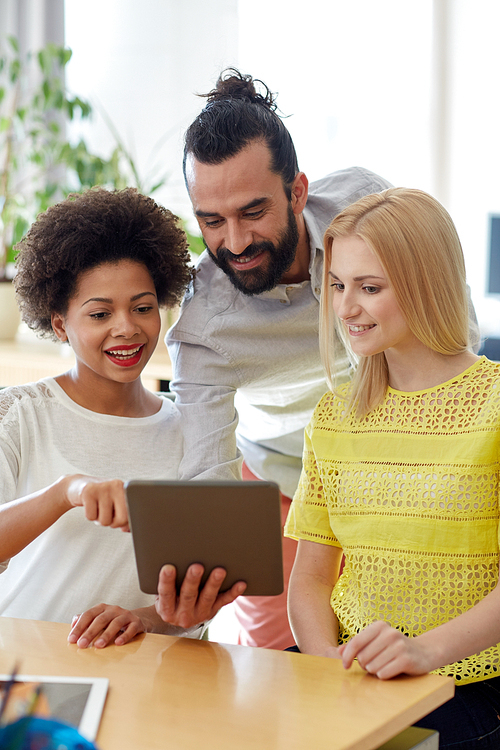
[0,716,98,749]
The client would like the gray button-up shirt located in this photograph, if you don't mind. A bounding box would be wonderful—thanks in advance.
[167,167,393,497]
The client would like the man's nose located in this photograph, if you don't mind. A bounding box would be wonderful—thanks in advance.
[225,221,253,256]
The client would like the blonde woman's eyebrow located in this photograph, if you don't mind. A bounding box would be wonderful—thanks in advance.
[328,271,385,282]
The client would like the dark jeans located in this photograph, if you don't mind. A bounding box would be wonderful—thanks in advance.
[284,647,500,748]
[414,675,500,749]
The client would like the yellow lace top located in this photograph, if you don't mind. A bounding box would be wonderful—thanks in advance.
[285,357,500,684]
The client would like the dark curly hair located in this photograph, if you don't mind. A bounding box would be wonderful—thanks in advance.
[183,68,299,197]
[14,187,194,340]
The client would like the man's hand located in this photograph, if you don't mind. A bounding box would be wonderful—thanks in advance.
[338,621,434,680]
[64,476,129,531]
[155,563,247,630]
[68,604,145,649]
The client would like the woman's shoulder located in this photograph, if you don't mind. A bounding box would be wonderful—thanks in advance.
[0,380,57,422]
[439,356,500,412]
[475,356,500,382]
[309,385,351,426]
[156,393,181,421]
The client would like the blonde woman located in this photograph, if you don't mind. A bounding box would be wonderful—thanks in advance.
[285,188,500,748]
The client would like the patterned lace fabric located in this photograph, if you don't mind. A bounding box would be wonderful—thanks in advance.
[285,357,500,683]
[0,382,55,422]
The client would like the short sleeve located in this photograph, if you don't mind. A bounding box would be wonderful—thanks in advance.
[0,393,22,507]
[284,412,341,547]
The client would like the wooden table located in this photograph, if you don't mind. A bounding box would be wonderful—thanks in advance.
[0,618,454,750]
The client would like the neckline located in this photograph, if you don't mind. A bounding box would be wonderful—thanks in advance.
[387,356,487,396]
[44,377,171,422]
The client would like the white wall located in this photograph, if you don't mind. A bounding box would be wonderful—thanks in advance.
[445,0,500,337]
[238,0,433,190]
[65,0,239,227]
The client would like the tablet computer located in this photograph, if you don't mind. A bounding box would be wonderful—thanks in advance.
[0,675,108,741]
[125,480,284,596]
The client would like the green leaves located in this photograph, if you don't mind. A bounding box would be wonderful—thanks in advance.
[7,36,19,53]
[0,34,204,276]
[0,35,126,275]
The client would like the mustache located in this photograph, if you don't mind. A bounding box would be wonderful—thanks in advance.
[215,241,274,264]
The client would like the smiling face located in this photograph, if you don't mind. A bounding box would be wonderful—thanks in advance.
[329,235,418,358]
[185,140,308,294]
[51,260,161,391]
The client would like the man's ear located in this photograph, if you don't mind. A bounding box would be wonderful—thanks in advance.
[290,172,308,215]
[51,312,68,343]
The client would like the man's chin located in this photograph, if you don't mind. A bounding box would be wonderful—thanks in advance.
[225,268,276,296]
[208,251,275,295]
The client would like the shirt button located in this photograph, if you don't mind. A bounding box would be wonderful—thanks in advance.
[315,287,321,294]
[286,286,293,292]
[280,299,287,304]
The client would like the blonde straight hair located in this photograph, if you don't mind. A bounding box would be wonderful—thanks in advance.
[320,188,470,419]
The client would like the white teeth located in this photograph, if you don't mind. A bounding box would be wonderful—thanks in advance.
[107,346,141,357]
[349,325,374,332]
[234,256,253,264]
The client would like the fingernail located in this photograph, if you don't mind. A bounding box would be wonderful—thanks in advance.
[94,639,105,648]
[67,633,77,643]
[77,637,89,649]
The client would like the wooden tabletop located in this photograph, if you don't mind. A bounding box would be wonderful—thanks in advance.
[0,618,454,750]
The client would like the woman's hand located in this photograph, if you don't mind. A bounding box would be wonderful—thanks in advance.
[64,475,129,530]
[338,621,434,679]
[68,604,145,648]
[0,475,128,562]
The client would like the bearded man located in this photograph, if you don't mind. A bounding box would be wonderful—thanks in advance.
[166,69,478,649]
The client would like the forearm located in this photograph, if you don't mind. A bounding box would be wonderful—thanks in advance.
[174,386,241,481]
[288,541,344,657]
[0,477,71,561]
[288,570,340,656]
[167,338,242,481]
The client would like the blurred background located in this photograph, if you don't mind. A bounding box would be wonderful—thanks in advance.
[1,0,500,340]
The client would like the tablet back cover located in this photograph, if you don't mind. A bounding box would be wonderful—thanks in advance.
[125,480,284,596]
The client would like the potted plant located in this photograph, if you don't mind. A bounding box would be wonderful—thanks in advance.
[1,36,128,268]
[0,35,203,340]
[0,35,128,338]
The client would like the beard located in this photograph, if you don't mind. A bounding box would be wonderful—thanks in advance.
[206,204,300,296]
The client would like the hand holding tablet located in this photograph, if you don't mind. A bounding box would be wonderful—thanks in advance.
[154,562,247,629]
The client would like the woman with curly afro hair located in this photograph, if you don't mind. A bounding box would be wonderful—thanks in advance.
[0,187,245,648]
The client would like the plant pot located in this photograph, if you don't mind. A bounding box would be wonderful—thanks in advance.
[0,280,21,340]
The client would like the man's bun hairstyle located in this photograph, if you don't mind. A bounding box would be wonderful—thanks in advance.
[183,68,298,195]
[204,68,276,110]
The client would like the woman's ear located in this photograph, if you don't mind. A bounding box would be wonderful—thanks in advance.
[51,312,68,343]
